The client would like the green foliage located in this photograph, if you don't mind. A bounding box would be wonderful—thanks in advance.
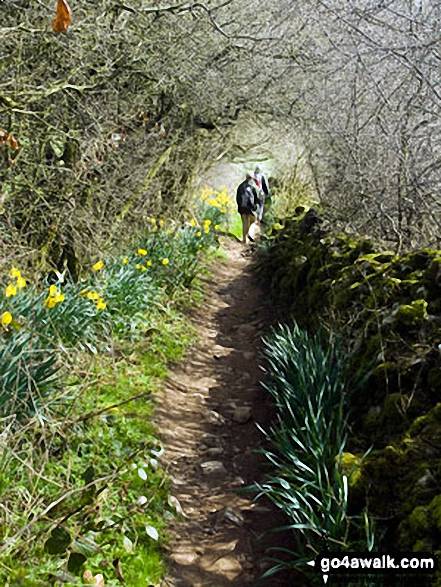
[0,286,198,585]
[257,322,374,583]
[0,198,227,584]
[0,328,60,417]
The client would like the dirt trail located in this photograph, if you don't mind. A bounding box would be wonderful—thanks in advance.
[156,239,293,587]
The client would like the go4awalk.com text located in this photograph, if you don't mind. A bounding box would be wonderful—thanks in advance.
[309,552,438,584]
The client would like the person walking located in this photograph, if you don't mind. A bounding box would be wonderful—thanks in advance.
[253,165,270,223]
[236,172,259,243]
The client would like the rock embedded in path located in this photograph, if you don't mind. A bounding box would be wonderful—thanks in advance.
[236,324,257,338]
[172,551,199,566]
[233,406,252,423]
[205,446,224,456]
[200,461,227,476]
[207,410,226,424]
[203,554,243,579]
[215,505,245,527]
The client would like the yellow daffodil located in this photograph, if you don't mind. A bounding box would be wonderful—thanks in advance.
[44,297,56,308]
[190,219,196,227]
[86,291,100,301]
[16,276,26,289]
[147,260,152,267]
[10,268,21,279]
[196,231,202,237]
[44,285,65,308]
[45,295,58,307]
[137,248,147,256]
[204,219,211,225]
[5,284,17,298]
[214,225,219,230]
[96,298,106,310]
[149,217,156,224]
[92,260,104,271]
[1,311,12,325]
[162,259,169,265]
[159,219,164,226]
[122,258,129,264]
[167,229,172,235]
[141,266,147,271]
[135,264,141,270]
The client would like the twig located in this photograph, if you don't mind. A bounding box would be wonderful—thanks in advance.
[72,390,152,423]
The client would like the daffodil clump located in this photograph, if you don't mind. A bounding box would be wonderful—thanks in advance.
[196,185,235,229]
[5,267,26,298]
[44,284,65,308]
[1,268,28,332]
[80,289,107,311]
[0,204,229,418]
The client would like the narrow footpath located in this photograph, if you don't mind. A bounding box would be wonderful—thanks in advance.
[156,239,293,587]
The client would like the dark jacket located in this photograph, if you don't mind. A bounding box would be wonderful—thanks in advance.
[236,180,258,214]
[254,172,269,196]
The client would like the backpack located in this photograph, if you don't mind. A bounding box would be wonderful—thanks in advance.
[238,184,257,213]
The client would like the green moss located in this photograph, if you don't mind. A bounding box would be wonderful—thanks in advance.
[338,452,362,487]
[394,299,428,325]
[429,494,441,530]
[380,393,410,435]
[356,252,396,267]
[412,538,434,552]
[368,363,400,399]
[404,250,440,271]
[408,506,432,537]
[409,403,441,436]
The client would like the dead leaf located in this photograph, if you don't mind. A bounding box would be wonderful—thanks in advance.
[8,134,18,148]
[112,558,125,583]
[0,129,19,149]
[53,0,72,34]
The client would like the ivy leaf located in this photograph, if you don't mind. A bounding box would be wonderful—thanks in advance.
[67,552,87,574]
[81,465,95,485]
[44,526,72,555]
[73,536,101,557]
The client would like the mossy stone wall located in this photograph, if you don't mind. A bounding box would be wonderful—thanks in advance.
[259,210,441,583]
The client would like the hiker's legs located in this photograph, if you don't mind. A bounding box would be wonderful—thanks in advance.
[258,196,265,222]
[241,213,254,243]
[245,214,255,242]
[241,213,249,243]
